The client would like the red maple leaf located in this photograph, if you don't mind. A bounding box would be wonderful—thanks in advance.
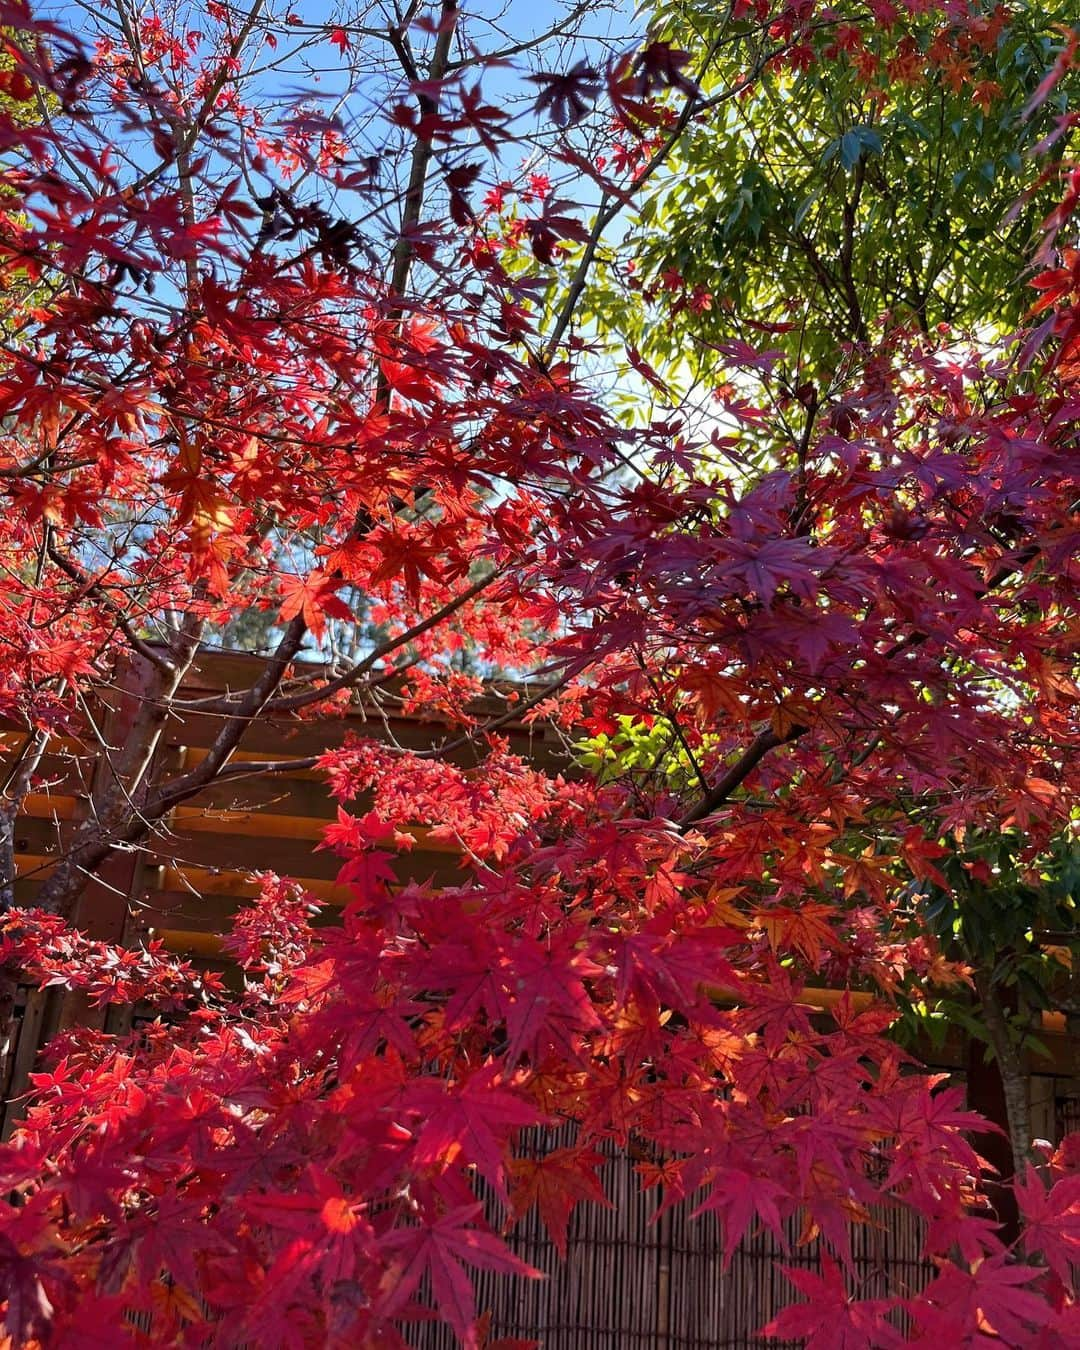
[409,1066,546,1202]
[278,570,352,640]
[763,1255,898,1348]
[908,1256,1055,1344]
[1015,1165,1080,1285]
[690,1166,789,1265]
[509,1147,610,1256]
[380,1205,539,1347]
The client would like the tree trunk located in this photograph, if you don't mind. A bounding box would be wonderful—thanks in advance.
[974,970,1032,1178]
[0,729,55,1091]
[0,806,17,1079]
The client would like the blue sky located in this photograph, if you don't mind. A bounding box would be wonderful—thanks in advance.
[53,0,642,183]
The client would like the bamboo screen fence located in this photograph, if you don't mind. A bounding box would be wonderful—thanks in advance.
[409,1125,933,1350]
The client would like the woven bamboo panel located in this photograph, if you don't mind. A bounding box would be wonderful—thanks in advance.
[404,1123,933,1349]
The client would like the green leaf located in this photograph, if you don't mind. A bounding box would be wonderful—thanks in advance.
[793,192,819,229]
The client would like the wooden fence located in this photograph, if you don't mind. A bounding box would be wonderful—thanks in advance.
[1,648,1078,1347]
[0,649,563,1116]
[409,1125,932,1350]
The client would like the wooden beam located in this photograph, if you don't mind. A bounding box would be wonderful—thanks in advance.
[18,793,78,821]
[0,731,83,755]
[158,864,352,905]
[155,929,225,958]
[12,853,58,879]
[170,805,462,853]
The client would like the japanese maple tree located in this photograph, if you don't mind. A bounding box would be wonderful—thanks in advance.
[576,0,1080,1182]
[0,0,1076,1347]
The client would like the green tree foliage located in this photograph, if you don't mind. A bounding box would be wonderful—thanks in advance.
[587,1,1079,386]
[890,827,1079,1173]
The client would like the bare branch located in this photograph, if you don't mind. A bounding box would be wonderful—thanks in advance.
[45,543,176,677]
[177,567,503,717]
[543,36,772,361]
[444,2,599,72]
[678,725,805,830]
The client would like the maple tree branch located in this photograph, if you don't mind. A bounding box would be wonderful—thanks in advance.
[683,531,1049,827]
[679,724,806,829]
[443,2,597,72]
[409,669,573,760]
[385,25,422,85]
[790,393,818,537]
[45,543,176,677]
[839,156,868,343]
[260,568,500,715]
[211,755,321,782]
[973,968,1033,1176]
[45,570,498,883]
[121,0,268,198]
[176,567,502,717]
[388,0,460,302]
[636,657,709,796]
[344,2,459,529]
[31,613,313,915]
[544,194,611,361]
[151,615,310,814]
[34,642,202,916]
[543,37,775,363]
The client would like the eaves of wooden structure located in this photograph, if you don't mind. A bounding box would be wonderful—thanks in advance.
[4,648,560,942]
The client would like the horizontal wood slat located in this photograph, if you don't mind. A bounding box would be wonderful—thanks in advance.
[19,793,79,822]
[2,650,529,955]
[158,865,351,904]
[171,805,463,853]
[155,929,227,958]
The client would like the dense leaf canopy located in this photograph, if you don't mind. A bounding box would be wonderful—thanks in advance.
[0,1,1076,1347]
